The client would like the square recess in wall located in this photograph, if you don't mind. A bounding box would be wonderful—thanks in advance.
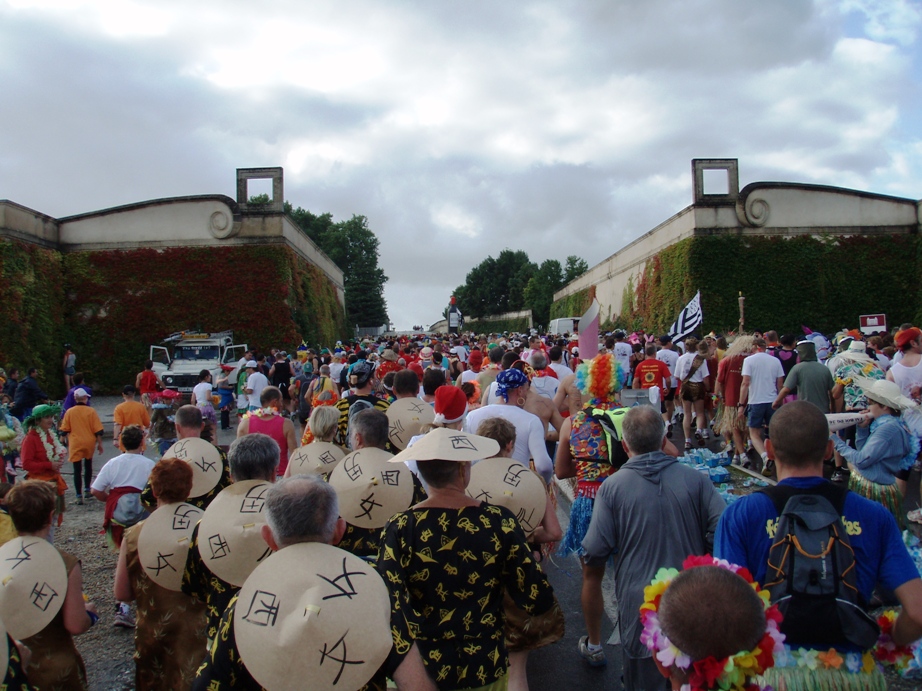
[702,168,729,196]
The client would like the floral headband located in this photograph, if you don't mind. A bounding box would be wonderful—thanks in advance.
[639,555,785,691]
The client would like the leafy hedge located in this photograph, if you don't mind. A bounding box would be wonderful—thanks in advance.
[0,239,66,397]
[63,245,346,392]
[467,316,532,334]
[550,286,593,321]
[609,234,921,335]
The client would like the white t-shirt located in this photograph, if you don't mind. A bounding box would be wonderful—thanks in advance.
[91,452,156,492]
[890,358,922,398]
[675,352,710,383]
[193,382,213,406]
[459,370,478,385]
[329,362,345,383]
[530,375,559,400]
[485,381,501,405]
[245,371,269,408]
[463,405,553,482]
[549,362,572,380]
[451,346,468,363]
[657,348,679,388]
[613,342,632,374]
[741,351,784,404]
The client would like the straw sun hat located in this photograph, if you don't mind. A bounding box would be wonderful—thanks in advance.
[386,398,435,450]
[234,542,391,691]
[327,447,413,529]
[388,428,500,464]
[197,480,273,587]
[287,442,347,476]
[138,502,204,591]
[467,458,547,538]
[853,376,918,411]
[0,537,68,639]
[162,437,224,498]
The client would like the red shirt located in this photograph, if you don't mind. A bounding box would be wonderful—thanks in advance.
[377,360,402,378]
[634,359,672,396]
[717,355,745,407]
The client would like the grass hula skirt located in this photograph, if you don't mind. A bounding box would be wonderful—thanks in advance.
[558,494,595,557]
[757,661,886,691]
[848,471,903,530]
[713,401,746,437]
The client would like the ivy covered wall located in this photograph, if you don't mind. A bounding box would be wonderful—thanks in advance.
[0,239,66,397]
[0,237,346,396]
[554,233,921,336]
[549,286,594,321]
[467,316,532,334]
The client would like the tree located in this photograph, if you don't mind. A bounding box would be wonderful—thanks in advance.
[564,255,589,283]
[285,203,389,328]
[524,259,564,328]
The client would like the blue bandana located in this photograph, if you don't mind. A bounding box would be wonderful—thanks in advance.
[495,368,529,401]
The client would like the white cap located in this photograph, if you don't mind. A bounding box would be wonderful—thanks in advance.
[245,360,258,368]
[73,388,91,398]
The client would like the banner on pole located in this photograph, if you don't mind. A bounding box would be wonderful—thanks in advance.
[668,291,703,342]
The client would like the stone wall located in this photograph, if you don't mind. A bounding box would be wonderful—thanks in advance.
[553,159,922,333]
[0,168,348,394]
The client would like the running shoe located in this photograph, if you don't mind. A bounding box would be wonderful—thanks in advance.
[762,460,775,478]
[113,611,136,628]
[830,467,850,484]
[578,636,607,667]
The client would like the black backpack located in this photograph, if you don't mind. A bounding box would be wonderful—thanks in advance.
[759,482,880,649]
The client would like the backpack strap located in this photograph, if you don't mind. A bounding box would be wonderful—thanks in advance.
[759,480,849,515]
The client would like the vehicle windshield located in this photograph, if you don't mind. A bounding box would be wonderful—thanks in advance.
[173,345,220,360]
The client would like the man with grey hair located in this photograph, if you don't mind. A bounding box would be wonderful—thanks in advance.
[140,404,233,511]
[182,433,280,641]
[337,409,425,559]
[528,351,560,400]
[193,476,384,691]
[581,404,725,688]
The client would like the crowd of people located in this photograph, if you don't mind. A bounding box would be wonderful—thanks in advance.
[0,324,920,690]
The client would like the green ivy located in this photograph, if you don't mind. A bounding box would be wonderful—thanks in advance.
[0,239,66,397]
[550,287,592,320]
[602,234,921,335]
[61,245,347,393]
[467,317,532,333]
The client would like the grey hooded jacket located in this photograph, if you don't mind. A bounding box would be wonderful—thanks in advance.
[581,450,725,658]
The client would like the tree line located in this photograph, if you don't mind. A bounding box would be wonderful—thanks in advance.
[452,251,588,328]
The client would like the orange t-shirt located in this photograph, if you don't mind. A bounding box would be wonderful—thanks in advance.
[634,359,672,397]
[113,399,151,429]
[59,404,104,462]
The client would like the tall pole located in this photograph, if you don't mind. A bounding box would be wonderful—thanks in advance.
[738,292,745,334]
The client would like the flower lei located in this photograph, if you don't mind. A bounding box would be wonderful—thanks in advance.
[242,407,281,420]
[639,555,785,691]
[873,609,915,674]
[37,428,67,464]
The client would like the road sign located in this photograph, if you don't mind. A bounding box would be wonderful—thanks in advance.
[859,314,886,335]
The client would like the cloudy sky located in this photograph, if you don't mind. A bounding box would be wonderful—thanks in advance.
[2,0,921,330]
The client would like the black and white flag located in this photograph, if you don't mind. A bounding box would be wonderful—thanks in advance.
[668,291,703,341]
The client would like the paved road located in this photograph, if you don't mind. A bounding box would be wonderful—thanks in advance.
[527,497,625,689]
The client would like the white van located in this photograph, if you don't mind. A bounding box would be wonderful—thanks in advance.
[548,317,579,335]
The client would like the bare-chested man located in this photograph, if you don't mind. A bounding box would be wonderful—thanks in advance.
[554,371,583,417]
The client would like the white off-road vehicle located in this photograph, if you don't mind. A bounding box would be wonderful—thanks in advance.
[150,330,247,395]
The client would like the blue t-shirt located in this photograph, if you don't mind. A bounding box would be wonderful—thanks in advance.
[715,476,919,600]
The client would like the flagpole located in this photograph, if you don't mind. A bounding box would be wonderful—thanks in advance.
[738,292,745,334]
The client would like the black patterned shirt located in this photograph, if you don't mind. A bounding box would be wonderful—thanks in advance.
[377,503,555,690]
